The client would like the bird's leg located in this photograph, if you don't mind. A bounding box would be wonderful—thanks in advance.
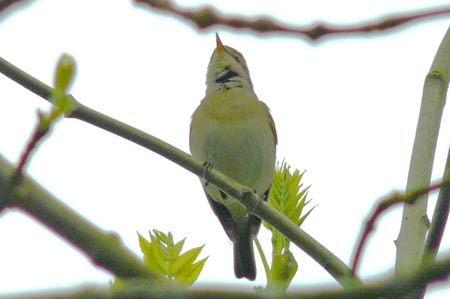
[202,161,214,187]
[248,187,270,216]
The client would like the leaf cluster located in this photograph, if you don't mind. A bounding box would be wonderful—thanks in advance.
[259,161,314,292]
[138,229,208,287]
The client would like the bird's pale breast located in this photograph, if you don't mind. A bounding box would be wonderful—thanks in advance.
[190,94,276,200]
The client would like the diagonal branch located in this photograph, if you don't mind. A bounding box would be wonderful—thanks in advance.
[134,0,450,41]
[0,0,26,13]
[0,55,361,288]
[0,155,159,281]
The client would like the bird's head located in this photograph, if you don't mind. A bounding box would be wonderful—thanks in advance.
[206,34,254,92]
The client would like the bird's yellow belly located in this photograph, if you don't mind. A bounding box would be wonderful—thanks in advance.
[191,116,276,197]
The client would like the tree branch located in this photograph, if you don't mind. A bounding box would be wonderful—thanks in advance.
[424,145,450,261]
[418,144,450,298]
[134,0,450,41]
[395,24,450,299]
[0,55,360,288]
[3,254,449,299]
[351,179,450,273]
[0,0,27,13]
[0,155,159,281]
[395,25,450,275]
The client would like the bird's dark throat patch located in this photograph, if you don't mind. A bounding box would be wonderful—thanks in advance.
[215,67,239,84]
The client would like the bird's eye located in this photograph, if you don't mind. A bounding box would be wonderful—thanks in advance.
[233,55,241,63]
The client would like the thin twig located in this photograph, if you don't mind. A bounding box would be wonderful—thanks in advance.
[351,180,450,273]
[11,111,51,184]
[134,0,450,41]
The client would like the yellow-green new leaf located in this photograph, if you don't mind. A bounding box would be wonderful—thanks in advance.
[138,233,152,257]
[261,161,314,291]
[54,53,76,92]
[177,257,208,287]
[170,238,186,258]
[138,230,207,287]
[171,245,204,275]
[140,231,169,275]
[269,251,298,292]
[154,229,171,245]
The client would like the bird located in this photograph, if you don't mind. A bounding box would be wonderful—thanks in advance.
[189,34,277,280]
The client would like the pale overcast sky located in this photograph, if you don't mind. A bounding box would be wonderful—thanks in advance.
[0,1,449,298]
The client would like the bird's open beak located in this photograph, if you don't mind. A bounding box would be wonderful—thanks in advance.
[216,33,225,53]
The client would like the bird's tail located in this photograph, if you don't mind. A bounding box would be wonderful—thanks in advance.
[233,232,256,280]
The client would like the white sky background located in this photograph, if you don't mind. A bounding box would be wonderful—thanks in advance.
[0,0,449,297]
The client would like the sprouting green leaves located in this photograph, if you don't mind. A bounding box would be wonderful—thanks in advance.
[259,161,314,292]
[41,53,76,132]
[266,162,313,229]
[12,54,77,175]
[263,161,314,252]
[50,53,76,118]
[54,53,76,92]
[138,230,208,287]
[270,251,298,292]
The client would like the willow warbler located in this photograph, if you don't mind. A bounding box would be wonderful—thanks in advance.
[189,34,277,280]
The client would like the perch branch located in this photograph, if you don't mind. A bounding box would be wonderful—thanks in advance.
[0,55,360,288]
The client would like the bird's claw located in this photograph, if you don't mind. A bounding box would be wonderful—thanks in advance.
[202,161,214,187]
